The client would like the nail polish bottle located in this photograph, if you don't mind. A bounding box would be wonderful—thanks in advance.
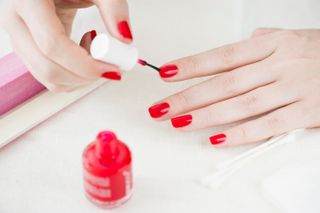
[82,131,133,209]
[90,33,139,71]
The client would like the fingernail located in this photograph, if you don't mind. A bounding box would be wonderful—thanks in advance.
[209,133,227,145]
[171,115,192,128]
[101,71,121,81]
[148,102,170,118]
[118,21,133,40]
[90,30,97,40]
[159,65,179,78]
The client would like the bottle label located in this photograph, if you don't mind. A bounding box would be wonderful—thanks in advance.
[84,164,132,202]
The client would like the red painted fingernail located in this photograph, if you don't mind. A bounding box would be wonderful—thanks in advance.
[118,21,133,40]
[148,102,170,118]
[209,133,227,145]
[171,115,192,128]
[101,71,121,81]
[90,30,97,40]
[159,65,179,78]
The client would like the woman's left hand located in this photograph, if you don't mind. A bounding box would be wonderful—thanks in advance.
[1,0,132,92]
[148,28,320,147]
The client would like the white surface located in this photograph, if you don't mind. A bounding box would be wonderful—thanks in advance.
[1,0,320,212]
[91,34,138,71]
[262,162,320,213]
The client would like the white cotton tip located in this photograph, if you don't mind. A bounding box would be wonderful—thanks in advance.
[200,129,307,190]
[90,34,139,71]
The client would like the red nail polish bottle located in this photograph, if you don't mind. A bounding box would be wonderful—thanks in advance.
[82,131,133,209]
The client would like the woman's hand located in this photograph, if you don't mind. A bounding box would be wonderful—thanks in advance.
[1,0,132,92]
[149,28,320,147]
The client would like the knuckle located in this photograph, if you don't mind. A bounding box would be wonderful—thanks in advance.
[276,30,301,43]
[216,44,236,65]
[174,92,193,108]
[237,125,249,142]
[201,115,214,128]
[239,94,260,112]
[265,116,280,129]
[205,109,222,126]
[182,56,201,76]
[219,74,237,94]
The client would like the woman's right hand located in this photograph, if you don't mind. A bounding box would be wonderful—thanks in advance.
[1,0,133,92]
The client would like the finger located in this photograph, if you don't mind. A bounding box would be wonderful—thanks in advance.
[149,59,276,120]
[251,27,282,37]
[15,1,120,79]
[209,102,307,147]
[80,30,97,53]
[252,28,320,40]
[4,11,92,90]
[159,34,277,81]
[169,82,298,130]
[93,0,132,43]
[291,29,320,39]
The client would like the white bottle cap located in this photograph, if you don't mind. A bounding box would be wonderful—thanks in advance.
[90,34,139,71]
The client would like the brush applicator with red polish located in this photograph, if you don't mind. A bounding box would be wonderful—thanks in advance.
[137,59,160,72]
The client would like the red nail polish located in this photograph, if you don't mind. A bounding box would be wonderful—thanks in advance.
[101,71,121,80]
[159,65,178,78]
[171,115,192,128]
[90,30,97,40]
[117,21,133,40]
[83,131,133,209]
[209,133,227,145]
[148,102,170,118]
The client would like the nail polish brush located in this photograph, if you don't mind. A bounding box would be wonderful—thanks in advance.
[90,33,160,72]
[137,59,160,72]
